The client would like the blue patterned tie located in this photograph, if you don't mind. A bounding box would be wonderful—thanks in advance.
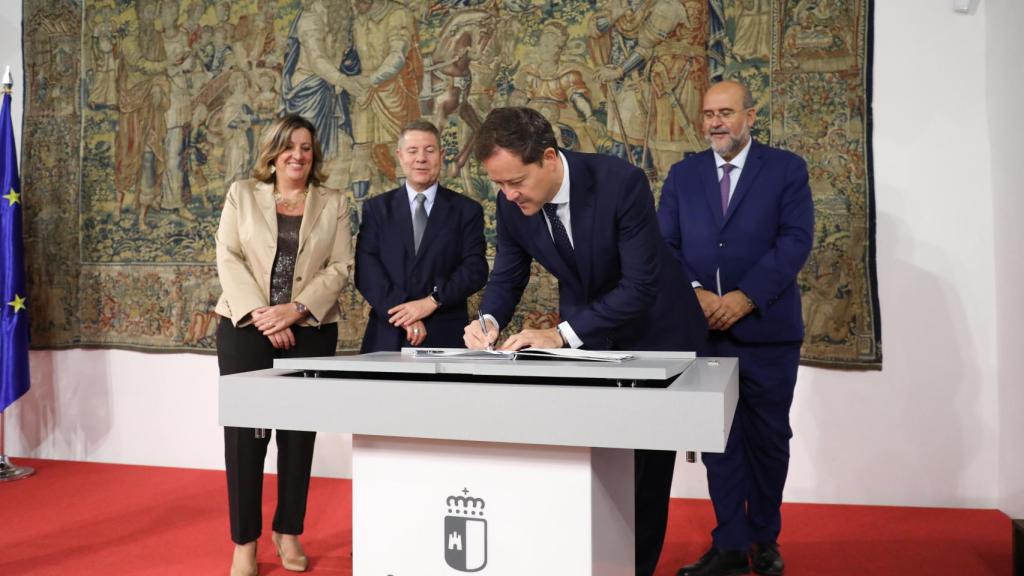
[543,203,578,276]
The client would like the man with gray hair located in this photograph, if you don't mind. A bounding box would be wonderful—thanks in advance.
[356,119,487,352]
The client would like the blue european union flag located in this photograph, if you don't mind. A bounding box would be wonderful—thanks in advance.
[0,86,29,413]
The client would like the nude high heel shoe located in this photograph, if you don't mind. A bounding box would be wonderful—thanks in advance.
[272,531,309,572]
[230,541,258,576]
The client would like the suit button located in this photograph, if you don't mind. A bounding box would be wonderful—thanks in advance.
[295,276,303,283]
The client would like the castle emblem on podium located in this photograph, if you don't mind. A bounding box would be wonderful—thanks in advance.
[444,488,487,572]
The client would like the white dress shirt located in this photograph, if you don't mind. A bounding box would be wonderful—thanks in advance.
[713,137,752,204]
[543,152,583,347]
[541,151,574,247]
[405,181,438,216]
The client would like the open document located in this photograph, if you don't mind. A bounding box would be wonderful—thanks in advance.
[410,348,636,362]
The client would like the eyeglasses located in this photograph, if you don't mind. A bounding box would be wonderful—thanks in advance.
[702,109,746,121]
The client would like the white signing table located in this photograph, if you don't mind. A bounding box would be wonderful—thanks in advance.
[219,350,738,576]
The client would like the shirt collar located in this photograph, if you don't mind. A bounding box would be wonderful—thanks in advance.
[713,138,753,170]
[549,151,571,205]
[406,181,439,205]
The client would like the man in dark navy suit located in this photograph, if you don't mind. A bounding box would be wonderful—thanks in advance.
[659,81,814,576]
[356,120,487,352]
[463,107,707,576]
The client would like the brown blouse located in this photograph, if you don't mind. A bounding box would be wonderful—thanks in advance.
[269,213,303,305]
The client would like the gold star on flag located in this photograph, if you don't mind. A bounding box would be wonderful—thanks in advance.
[8,293,26,312]
[3,188,19,206]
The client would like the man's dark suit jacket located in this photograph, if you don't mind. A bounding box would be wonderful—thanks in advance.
[657,140,814,344]
[356,185,488,352]
[481,150,706,352]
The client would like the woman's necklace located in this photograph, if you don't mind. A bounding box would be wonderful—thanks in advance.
[274,187,308,210]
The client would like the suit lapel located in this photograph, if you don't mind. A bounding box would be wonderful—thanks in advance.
[523,152,583,292]
[566,152,592,290]
[698,151,726,228]
[389,187,416,258]
[724,141,763,224]
[526,205,577,284]
[255,180,279,239]
[298,184,329,254]
[528,207,559,268]
[415,186,452,263]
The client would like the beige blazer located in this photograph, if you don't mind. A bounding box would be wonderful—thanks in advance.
[215,179,354,327]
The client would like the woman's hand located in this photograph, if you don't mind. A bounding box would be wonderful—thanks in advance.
[252,304,304,336]
[267,327,296,350]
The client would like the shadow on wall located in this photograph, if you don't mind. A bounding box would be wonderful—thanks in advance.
[11,350,113,461]
[262,430,354,479]
[799,211,978,506]
[310,432,354,478]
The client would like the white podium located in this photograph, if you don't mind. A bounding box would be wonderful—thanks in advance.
[219,351,738,576]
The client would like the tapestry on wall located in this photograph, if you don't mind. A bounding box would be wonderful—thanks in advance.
[20,0,880,368]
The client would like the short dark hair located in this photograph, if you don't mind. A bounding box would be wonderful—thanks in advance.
[399,119,442,147]
[473,107,558,165]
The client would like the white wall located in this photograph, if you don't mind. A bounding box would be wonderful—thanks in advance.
[789,0,1000,508]
[2,1,1018,512]
[1,3,22,155]
[10,349,353,477]
[989,0,1024,520]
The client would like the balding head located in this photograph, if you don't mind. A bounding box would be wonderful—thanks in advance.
[702,80,756,161]
[705,80,755,110]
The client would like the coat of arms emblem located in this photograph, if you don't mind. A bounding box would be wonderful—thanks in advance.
[444,488,487,572]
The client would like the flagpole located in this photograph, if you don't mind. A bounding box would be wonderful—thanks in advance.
[0,67,34,482]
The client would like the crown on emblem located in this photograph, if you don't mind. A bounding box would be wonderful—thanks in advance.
[446,489,486,517]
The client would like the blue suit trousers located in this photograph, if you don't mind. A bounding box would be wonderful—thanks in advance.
[700,333,801,550]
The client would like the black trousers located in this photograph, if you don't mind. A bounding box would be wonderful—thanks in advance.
[217,317,338,544]
[635,448,677,576]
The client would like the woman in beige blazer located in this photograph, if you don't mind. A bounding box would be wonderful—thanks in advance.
[215,114,352,576]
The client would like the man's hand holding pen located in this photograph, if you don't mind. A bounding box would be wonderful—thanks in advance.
[464,313,567,351]
[464,312,499,350]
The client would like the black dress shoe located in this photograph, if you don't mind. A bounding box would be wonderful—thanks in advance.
[750,542,784,576]
[676,547,750,576]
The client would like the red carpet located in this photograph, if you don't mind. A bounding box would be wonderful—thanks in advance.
[0,459,1011,575]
